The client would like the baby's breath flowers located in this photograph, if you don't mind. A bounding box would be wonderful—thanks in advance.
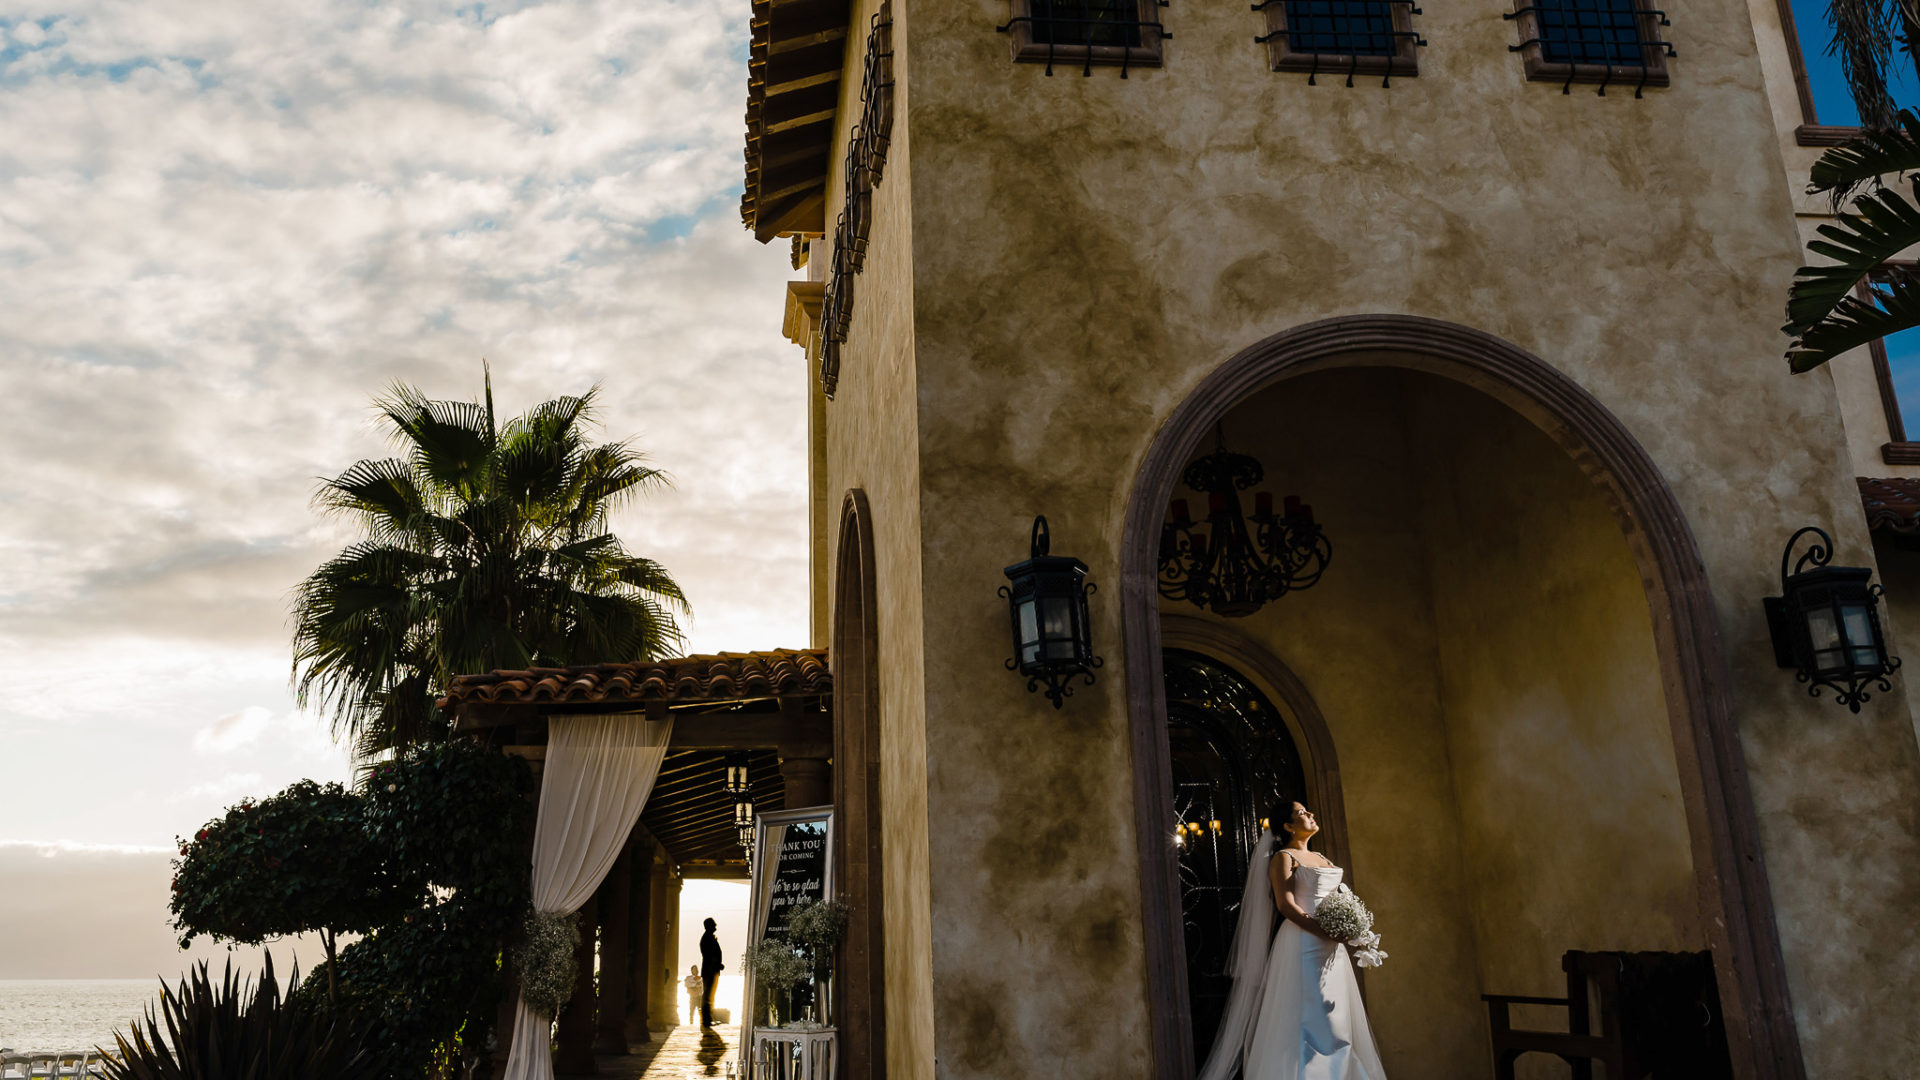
[1313,885,1388,969]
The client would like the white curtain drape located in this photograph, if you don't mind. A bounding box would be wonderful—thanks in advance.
[503,712,672,1080]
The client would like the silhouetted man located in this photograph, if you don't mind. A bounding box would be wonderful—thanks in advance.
[699,917,724,1027]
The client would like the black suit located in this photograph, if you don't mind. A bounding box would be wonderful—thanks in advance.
[699,928,724,1025]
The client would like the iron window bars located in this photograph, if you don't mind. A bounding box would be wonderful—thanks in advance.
[1255,0,1425,86]
[1506,0,1675,96]
[819,3,895,399]
[1000,0,1170,77]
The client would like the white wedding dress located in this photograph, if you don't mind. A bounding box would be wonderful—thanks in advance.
[1196,830,1387,1080]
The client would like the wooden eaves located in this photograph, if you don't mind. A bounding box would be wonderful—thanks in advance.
[741,0,852,243]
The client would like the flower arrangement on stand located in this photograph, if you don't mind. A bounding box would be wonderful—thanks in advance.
[746,939,810,1029]
[785,900,849,1025]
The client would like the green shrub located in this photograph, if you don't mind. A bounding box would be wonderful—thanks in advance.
[103,954,379,1080]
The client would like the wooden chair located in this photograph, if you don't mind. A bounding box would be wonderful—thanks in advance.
[1482,950,1731,1080]
[1482,951,1631,1080]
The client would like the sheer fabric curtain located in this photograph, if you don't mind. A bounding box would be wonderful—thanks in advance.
[503,712,673,1080]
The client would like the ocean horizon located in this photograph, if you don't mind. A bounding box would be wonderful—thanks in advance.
[0,979,164,1054]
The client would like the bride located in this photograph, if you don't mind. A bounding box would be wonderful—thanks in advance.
[1197,801,1387,1080]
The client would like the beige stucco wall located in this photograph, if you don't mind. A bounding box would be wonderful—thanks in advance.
[788,0,1920,1073]
[811,0,938,1072]
[1411,377,1704,1025]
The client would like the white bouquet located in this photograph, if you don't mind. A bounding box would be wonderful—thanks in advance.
[1313,884,1389,969]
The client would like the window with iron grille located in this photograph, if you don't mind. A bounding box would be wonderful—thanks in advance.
[1256,0,1423,85]
[1001,0,1167,76]
[1506,0,1675,96]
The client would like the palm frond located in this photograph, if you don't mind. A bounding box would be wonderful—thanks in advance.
[1831,0,1898,130]
[376,384,495,496]
[1786,184,1920,338]
[1809,109,1920,201]
[1788,265,1920,370]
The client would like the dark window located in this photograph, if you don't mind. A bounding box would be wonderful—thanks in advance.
[1030,0,1142,48]
[1534,0,1646,66]
[1283,1,1397,55]
[1257,0,1422,83]
[1883,326,1920,440]
[1001,0,1166,75]
[1507,0,1673,94]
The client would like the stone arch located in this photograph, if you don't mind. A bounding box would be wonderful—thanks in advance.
[1121,315,1802,1080]
[832,489,886,1079]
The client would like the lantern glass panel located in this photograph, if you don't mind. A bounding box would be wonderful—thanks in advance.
[1042,594,1076,660]
[1843,603,1878,667]
[735,800,754,827]
[1017,595,1040,664]
[1807,606,1844,672]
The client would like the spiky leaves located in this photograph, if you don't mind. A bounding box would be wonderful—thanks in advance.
[103,955,381,1080]
[1785,110,1920,371]
[293,373,688,756]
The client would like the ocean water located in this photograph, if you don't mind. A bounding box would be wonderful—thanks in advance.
[0,980,156,1054]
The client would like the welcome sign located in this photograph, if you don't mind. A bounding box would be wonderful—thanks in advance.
[763,820,829,937]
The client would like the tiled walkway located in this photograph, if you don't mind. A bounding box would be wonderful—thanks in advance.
[557,1024,741,1080]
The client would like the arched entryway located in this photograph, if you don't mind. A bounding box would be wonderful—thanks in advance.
[831,489,886,1079]
[1121,316,1802,1080]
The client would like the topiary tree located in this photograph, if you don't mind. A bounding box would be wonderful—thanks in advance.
[307,740,537,1075]
[170,780,417,1007]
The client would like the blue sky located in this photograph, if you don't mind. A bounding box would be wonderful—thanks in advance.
[0,0,802,977]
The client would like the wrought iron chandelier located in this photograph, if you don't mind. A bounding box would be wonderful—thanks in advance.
[1158,425,1330,617]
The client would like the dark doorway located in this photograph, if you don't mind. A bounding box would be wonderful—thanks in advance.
[1163,648,1308,1067]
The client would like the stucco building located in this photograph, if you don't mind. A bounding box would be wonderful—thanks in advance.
[731,0,1920,1076]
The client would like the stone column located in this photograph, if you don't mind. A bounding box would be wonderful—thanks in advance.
[594,846,631,1056]
[779,755,832,810]
[624,836,654,1044]
[648,850,675,1025]
[554,892,597,1074]
[664,871,683,1022]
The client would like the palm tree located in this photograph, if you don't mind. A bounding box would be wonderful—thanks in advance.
[293,372,688,756]
[1784,2,1920,370]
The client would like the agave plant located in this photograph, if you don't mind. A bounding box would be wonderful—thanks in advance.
[102,954,380,1080]
[1784,110,1920,371]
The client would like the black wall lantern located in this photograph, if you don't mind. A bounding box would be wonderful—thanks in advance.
[1000,516,1102,708]
[1765,525,1900,713]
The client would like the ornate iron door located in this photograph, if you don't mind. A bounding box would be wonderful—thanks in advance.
[1163,649,1307,1067]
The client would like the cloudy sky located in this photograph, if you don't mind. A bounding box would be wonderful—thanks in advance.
[0,0,803,978]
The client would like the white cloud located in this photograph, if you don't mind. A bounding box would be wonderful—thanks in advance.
[168,771,265,804]
[193,706,272,755]
[0,0,806,913]
[0,839,174,856]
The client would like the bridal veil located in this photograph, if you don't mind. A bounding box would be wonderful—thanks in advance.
[1196,828,1276,1080]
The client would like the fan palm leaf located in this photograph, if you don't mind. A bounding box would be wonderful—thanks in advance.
[1784,111,1920,370]
[293,371,688,752]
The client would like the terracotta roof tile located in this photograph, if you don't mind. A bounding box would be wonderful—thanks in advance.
[441,648,829,709]
[1860,477,1920,534]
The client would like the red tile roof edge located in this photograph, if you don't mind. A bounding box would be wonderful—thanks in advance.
[441,648,829,708]
[1860,477,1920,535]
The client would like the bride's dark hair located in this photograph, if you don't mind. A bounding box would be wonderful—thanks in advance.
[1268,799,1308,838]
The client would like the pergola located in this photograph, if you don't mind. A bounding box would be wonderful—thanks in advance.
[441,648,832,1072]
